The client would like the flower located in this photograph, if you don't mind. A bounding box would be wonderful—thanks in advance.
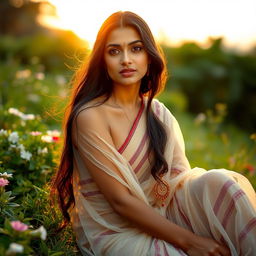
[11,221,28,232]
[8,132,19,144]
[20,113,35,121]
[6,243,24,254]
[47,130,61,137]
[52,136,60,142]
[45,130,61,142]
[0,178,9,187]
[0,129,7,136]
[8,108,35,121]
[30,131,42,136]
[30,226,47,240]
[38,147,48,154]
[20,150,32,161]
[8,108,23,117]
[41,135,53,143]
[0,172,13,178]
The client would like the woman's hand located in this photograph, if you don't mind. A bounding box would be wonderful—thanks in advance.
[185,235,231,256]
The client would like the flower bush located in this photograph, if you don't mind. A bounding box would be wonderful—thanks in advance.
[0,172,19,221]
[0,108,61,196]
[0,108,79,255]
[0,219,47,255]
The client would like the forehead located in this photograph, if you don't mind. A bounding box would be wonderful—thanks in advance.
[105,26,142,46]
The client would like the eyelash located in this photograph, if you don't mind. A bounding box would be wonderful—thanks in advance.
[108,46,143,56]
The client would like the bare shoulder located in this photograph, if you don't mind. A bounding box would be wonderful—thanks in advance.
[75,102,108,132]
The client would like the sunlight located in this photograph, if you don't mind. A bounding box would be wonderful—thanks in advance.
[40,0,256,50]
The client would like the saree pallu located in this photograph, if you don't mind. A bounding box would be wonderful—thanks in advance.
[70,98,256,256]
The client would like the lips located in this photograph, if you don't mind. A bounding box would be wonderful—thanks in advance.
[120,68,136,73]
[119,68,136,77]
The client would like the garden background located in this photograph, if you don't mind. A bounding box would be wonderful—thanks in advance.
[0,0,255,255]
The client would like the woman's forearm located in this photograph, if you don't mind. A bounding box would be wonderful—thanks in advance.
[113,194,195,251]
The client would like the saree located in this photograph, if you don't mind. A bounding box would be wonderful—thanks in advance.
[70,97,256,256]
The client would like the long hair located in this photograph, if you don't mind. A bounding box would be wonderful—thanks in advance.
[51,11,168,229]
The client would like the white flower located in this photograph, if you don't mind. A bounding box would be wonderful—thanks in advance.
[38,147,48,154]
[8,108,23,117]
[30,226,47,240]
[41,135,53,143]
[8,132,19,144]
[0,129,7,136]
[47,130,61,137]
[20,150,32,161]
[8,107,35,121]
[0,172,13,178]
[20,113,35,121]
[6,243,24,254]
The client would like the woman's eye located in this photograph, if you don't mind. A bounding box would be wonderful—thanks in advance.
[108,49,120,56]
[132,46,143,52]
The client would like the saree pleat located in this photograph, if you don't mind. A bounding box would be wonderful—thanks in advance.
[70,97,256,256]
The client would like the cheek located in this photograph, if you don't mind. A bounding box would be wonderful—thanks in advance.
[105,57,118,74]
[138,55,149,73]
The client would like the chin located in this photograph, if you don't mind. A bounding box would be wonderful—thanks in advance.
[114,77,143,87]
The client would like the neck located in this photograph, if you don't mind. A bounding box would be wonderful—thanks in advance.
[110,82,141,108]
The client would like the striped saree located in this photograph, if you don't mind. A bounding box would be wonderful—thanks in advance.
[70,97,256,256]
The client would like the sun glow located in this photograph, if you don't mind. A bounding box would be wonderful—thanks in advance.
[41,0,256,51]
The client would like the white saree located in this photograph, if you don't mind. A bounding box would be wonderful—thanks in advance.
[70,97,256,256]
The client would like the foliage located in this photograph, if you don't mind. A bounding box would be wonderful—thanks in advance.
[0,108,80,255]
[0,21,255,254]
[162,38,256,132]
[0,32,88,72]
[159,91,256,189]
[0,59,70,128]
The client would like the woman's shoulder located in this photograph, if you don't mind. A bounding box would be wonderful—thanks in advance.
[74,96,109,130]
[151,98,174,121]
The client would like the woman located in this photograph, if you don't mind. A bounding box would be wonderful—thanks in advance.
[52,11,256,256]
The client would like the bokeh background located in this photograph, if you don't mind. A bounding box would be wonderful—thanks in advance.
[0,0,255,255]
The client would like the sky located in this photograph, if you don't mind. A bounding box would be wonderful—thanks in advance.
[41,0,256,51]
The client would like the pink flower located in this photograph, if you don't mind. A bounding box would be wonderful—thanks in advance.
[11,221,29,232]
[0,178,9,187]
[30,131,42,136]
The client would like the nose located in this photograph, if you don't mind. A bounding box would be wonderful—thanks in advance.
[121,50,132,66]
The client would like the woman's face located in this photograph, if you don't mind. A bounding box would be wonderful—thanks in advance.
[104,26,149,87]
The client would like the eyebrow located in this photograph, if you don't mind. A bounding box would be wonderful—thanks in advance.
[106,40,143,48]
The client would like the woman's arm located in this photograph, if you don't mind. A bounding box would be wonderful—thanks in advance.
[73,107,230,256]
